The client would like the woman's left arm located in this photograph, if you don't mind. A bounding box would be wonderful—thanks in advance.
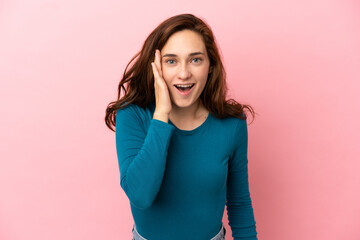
[226,118,258,240]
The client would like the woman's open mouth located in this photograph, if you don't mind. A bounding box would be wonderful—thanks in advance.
[174,83,195,96]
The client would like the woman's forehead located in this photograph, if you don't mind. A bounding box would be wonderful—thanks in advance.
[162,30,206,56]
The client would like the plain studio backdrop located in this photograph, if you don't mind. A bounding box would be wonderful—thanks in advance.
[0,0,359,239]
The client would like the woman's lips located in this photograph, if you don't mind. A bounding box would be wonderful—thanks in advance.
[174,83,195,96]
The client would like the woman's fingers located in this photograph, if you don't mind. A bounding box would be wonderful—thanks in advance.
[151,49,172,116]
[151,62,160,83]
[155,49,163,78]
[152,49,164,84]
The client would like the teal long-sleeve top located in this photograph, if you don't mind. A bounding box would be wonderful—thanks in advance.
[115,102,258,240]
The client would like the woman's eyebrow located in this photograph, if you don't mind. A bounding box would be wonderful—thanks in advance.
[162,52,205,58]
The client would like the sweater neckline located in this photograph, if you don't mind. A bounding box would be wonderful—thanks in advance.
[149,102,211,135]
[168,112,212,135]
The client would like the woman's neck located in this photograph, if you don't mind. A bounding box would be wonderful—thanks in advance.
[169,99,208,123]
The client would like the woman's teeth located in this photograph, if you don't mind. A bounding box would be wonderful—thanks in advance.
[174,84,195,91]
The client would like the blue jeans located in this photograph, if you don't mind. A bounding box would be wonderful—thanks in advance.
[131,222,226,240]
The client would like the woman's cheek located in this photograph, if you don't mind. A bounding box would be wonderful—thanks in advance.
[162,68,173,84]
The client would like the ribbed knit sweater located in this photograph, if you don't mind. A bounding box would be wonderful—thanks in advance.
[115,102,258,240]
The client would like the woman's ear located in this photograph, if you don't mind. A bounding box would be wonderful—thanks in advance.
[208,66,213,74]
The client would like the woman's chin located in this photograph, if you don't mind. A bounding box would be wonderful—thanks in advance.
[171,98,198,109]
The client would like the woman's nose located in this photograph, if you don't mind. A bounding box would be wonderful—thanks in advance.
[178,64,191,80]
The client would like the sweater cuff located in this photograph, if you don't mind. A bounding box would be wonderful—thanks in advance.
[151,118,175,129]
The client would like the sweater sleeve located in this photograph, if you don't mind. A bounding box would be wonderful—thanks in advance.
[115,106,175,209]
[226,119,258,240]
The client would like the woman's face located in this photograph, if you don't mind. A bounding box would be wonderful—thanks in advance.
[160,29,211,109]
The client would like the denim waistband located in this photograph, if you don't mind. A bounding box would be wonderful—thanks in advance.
[131,222,226,240]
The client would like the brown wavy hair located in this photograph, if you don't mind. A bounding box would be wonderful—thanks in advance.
[105,13,255,132]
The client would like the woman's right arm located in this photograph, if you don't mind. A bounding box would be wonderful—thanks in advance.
[115,106,175,209]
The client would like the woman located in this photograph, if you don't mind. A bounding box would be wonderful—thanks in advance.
[105,13,258,240]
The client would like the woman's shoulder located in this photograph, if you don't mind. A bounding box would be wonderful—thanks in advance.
[212,113,246,129]
[117,101,154,113]
[116,101,155,123]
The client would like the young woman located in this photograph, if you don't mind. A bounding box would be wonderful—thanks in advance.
[105,13,258,240]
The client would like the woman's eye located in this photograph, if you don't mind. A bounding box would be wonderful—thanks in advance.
[192,58,202,63]
[166,59,176,64]
[165,58,202,64]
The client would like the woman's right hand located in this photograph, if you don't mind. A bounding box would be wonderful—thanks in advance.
[151,49,172,122]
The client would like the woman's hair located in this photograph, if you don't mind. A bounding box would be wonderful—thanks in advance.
[105,13,255,132]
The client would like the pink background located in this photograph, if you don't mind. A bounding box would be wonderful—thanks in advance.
[1,0,359,239]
